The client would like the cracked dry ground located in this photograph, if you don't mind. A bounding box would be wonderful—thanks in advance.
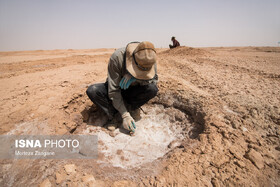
[0,47,279,186]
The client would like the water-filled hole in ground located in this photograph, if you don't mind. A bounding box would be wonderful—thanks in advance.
[82,103,197,169]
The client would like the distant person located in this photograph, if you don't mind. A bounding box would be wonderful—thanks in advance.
[169,36,180,49]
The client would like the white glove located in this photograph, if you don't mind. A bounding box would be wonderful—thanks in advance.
[122,112,136,133]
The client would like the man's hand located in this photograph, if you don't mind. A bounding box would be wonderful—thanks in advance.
[119,74,136,90]
[122,112,136,133]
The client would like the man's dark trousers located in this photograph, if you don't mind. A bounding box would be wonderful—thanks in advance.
[86,82,158,119]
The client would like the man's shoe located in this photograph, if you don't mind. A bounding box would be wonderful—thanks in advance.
[107,123,118,131]
[106,114,121,131]
[130,108,141,122]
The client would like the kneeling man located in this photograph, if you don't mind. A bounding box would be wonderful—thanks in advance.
[86,41,158,134]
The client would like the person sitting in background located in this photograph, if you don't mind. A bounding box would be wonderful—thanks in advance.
[169,36,180,49]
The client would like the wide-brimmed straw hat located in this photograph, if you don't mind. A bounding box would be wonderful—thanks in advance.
[125,41,157,80]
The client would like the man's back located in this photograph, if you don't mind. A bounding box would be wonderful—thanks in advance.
[173,39,180,47]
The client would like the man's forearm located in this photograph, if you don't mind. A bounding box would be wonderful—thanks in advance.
[110,92,127,116]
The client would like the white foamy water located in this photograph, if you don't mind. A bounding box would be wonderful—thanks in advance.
[83,105,185,169]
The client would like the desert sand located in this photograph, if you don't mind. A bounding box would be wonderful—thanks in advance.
[0,46,279,186]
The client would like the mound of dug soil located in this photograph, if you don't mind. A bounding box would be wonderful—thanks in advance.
[160,46,211,56]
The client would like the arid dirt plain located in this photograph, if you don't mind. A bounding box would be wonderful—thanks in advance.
[0,46,279,186]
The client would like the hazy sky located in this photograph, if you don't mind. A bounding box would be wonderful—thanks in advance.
[0,0,280,51]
